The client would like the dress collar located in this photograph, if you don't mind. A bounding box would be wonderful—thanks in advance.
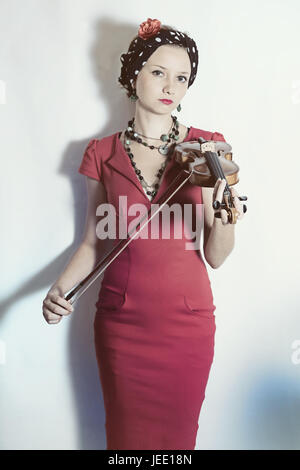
[105,127,193,204]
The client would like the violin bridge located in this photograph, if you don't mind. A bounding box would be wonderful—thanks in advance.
[199,142,216,153]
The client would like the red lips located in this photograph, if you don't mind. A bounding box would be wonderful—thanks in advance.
[159,99,173,104]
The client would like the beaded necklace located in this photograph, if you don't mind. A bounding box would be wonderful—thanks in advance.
[122,115,180,200]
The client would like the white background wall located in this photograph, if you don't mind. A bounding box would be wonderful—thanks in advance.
[1,0,300,450]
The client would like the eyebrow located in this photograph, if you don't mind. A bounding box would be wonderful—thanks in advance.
[150,64,190,75]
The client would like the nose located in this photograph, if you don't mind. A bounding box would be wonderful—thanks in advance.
[163,78,175,95]
[163,87,175,97]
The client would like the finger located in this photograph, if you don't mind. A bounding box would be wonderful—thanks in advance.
[213,178,226,204]
[48,294,74,315]
[45,300,71,317]
[234,198,245,219]
[230,187,242,201]
[220,209,229,225]
[43,298,63,317]
[48,318,61,324]
[48,319,61,325]
[43,307,62,323]
[212,178,220,199]
[212,178,222,201]
[49,293,74,312]
[214,208,229,224]
[230,187,244,219]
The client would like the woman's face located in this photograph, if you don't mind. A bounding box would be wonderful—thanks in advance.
[134,44,191,114]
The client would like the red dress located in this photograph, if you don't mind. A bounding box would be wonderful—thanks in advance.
[78,126,226,450]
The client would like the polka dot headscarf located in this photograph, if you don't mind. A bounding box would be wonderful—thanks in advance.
[118,19,199,98]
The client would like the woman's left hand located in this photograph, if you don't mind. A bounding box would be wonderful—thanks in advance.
[213,178,245,225]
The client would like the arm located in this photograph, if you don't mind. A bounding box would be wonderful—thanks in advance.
[50,176,108,295]
[202,184,235,269]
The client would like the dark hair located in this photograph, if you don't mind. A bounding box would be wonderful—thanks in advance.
[118,24,190,98]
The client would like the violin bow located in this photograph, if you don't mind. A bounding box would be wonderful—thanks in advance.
[64,168,193,304]
[64,138,245,304]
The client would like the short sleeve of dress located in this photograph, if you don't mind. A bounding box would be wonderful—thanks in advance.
[78,139,102,181]
[211,131,226,142]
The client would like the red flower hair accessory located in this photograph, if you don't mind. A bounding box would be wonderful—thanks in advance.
[138,18,161,40]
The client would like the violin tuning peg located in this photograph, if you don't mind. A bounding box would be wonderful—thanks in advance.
[213,200,221,210]
[243,204,247,213]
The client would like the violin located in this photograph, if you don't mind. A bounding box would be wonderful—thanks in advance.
[173,136,247,223]
[64,136,247,304]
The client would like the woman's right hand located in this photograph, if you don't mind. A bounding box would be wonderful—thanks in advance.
[42,286,73,325]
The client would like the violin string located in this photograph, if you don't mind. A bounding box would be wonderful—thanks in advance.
[214,155,230,193]
[205,153,220,182]
[207,152,230,193]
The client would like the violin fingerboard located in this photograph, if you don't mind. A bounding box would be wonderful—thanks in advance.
[204,151,226,183]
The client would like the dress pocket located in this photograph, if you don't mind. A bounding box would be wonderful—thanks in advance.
[183,295,215,318]
[96,285,127,311]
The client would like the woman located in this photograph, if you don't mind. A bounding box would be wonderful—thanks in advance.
[42,18,245,450]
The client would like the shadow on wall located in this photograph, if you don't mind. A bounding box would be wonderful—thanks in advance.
[0,17,138,450]
[241,370,300,450]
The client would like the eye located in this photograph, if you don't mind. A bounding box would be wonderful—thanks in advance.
[152,70,163,76]
[152,70,188,83]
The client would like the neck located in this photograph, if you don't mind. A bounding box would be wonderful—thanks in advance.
[132,105,174,139]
